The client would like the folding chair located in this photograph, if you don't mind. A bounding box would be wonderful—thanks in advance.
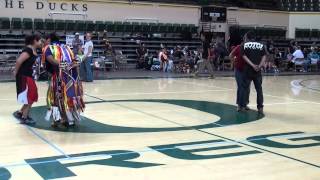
[294,58,305,72]
[115,50,127,70]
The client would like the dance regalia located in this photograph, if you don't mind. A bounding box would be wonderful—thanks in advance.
[42,44,85,127]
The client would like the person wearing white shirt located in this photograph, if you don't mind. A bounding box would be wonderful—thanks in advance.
[287,46,305,71]
[291,46,304,64]
[81,33,94,82]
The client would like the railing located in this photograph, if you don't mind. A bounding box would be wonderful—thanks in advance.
[48,12,88,19]
[124,18,159,23]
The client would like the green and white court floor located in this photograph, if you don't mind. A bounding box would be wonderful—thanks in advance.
[0,75,319,180]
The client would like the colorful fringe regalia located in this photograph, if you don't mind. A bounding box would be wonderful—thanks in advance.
[42,44,85,127]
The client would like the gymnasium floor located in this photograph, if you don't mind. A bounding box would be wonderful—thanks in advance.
[0,75,319,180]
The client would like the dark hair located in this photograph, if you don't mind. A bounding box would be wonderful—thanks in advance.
[45,33,60,43]
[25,34,41,45]
[245,31,255,41]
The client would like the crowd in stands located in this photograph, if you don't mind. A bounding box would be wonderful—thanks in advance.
[266,40,320,73]
[97,32,320,75]
[131,36,228,74]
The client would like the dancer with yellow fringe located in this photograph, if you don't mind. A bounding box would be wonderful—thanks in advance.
[42,33,85,128]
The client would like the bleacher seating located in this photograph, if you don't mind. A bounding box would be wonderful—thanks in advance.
[0,18,10,30]
[34,19,44,30]
[0,17,198,35]
[296,28,320,40]
[22,18,33,31]
[229,26,287,41]
[0,17,201,68]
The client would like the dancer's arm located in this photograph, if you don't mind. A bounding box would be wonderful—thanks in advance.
[14,52,30,76]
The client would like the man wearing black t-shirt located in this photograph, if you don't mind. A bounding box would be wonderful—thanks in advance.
[195,33,214,78]
[240,31,267,115]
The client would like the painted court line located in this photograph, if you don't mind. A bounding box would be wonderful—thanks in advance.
[26,126,70,158]
[174,79,320,105]
[58,155,112,164]
[0,90,231,101]
[248,101,307,107]
[298,79,320,94]
[88,89,232,97]
[1,131,319,169]
[12,118,69,158]
[174,80,232,91]
[85,94,320,169]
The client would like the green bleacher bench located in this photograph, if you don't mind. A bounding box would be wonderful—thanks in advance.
[159,23,167,33]
[105,21,114,32]
[95,21,105,32]
[44,19,54,31]
[11,18,22,30]
[65,20,75,32]
[86,21,95,32]
[123,22,132,32]
[189,24,198,33]
[132,22,140,32]
[255,27,267,39]
[54,20,65,31]
[114,21,124,32]
[172,24,180,33]
[273,29,286,39]
[149,23,158,33]
[0,17,10,30]
[280,29,287,39]
[269,29,278,38]
[311,29,319,38]
[264,28,271,39]
[34,18,44,30]
[295,28,303,38]
[180,24,188,32]
[140,22,149,32]
[166,23,174,33]
[75,20,85,32]
[302,29,311,39]
[239,27,254,37]
[22,18,33,30]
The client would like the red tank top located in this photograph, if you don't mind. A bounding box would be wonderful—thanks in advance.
[233,45,245,71]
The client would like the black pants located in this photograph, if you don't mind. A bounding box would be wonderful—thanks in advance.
[241,72,264,109]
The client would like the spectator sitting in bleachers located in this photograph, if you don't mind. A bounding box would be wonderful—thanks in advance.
[304,47,320,71]
[104,40,115,56]
[287,46,304,71]
[173,46,185,63]
[185,48,195,73]
[136,43,148,69]
[265,45,279,73]
[159,48,169,72]
[173,46,186,72]
[103,39,117,69]
[72,33,83,56]
[303,48,309,58]
[274,48,283,69]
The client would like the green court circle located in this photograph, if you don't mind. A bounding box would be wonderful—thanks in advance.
[29,99,264,133]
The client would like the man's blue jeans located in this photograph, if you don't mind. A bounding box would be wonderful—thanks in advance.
[235,69,249,107]
[80,56,93,82]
